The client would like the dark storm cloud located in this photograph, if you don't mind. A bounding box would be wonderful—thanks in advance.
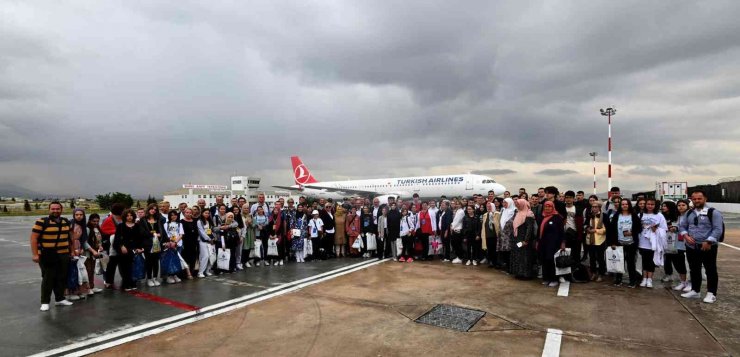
[472,169,517,176]
[1,1,739,197]
[534,169,579,177]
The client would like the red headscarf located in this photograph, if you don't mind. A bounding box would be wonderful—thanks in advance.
[513,199,533,236]
[539,200,556,239]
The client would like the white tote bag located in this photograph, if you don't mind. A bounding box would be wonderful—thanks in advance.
[217,248,231,270]
[605,246,625,274]
[395,238,404,251]
[365,233,377,250]
[77,256,89,284]
[267,237,279,257]
[178,252,189,270]
[252,239,263,258]
[208,244,217,266]
[352,238,363,250]
[554,248,572,276]
[304,238,313,256]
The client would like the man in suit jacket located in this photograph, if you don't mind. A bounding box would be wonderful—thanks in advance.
[436,200,453,261]
[319,203,336,259]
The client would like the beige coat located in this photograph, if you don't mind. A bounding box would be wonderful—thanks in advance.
[481,211,501,251]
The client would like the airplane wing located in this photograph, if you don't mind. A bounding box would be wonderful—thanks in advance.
[272,185,303,191]
[302,185,378,196]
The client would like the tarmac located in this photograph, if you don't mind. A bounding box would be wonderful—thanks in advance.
[0,215,738,356]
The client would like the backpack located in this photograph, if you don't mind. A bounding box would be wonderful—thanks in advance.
[688,208,725,243]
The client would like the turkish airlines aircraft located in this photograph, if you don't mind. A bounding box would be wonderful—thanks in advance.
[273,156,507,202]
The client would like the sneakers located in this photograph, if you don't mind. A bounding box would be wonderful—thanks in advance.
[661,275,673,283]
[55,300,73,306]
[166,276,176,284]
[703,292,717,304]
[673,281,688,291]
[443,259,451,262]
[147,279,155,287]
[480,258,488,265]
[68,295,80,301]
[548,282,559,288]
[406,257,414,263]
[681,290,701,299]
[92,287,104,293]
[472,260,478,266]
[154,279,161,286]
[174,276,182,283]
[256,261,261,267]
[278,260,284,266]
[40,304,50,312]
[646,279,653,288]
[265,260,270,266]
[236,263,243,270]
[596,276,603,282]
[399,257,406,262]
[197,273,206,278]
[465,260,471,266]
[452,258,462,264]
[246,262,253,268]
[559,277,566,283]
[639,279,647,287]
[682,283,693,293]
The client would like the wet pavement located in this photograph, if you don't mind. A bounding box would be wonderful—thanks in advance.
[1,215,739,356]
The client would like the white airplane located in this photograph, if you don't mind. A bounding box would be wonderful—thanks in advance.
[272,156,507,203]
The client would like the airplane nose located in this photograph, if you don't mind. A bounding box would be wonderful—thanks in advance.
[495,184,506,195]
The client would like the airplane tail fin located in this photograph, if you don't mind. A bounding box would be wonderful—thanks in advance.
[291,156,318,185]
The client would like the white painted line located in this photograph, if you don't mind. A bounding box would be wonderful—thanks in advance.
[720,242,740,252]
[557,281,570,297]
[541,328,563,357]
[29,258,388,357]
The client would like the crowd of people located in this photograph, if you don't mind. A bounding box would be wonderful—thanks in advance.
[30,187,725,312]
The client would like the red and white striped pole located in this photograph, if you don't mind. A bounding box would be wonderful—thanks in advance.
[589,152,597,194]
[600,108,617,193]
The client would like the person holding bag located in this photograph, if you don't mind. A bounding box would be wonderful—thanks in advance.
[399,207,416,263]
[606,199,642,288]
[417,202,434,261]
[253,206,269,266]
[140,204,164,287]
[539,201,565,287]
[661,201,688,289]
[162,210,184,283]
[672,200,692,292]
[240,205,257,268]
[67,209,91,300]
[308,210,324,261]
[360,206,376,258]
[84,214,105,294]
[197,209,215,277]
[638,199,668,288]
[290,204,308,263]
[215,212,239,273]
[585,202,607,282]
[346,207,361,257]
[114,209,146,292]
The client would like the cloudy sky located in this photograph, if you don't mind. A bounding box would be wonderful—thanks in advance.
[1,1,739,198]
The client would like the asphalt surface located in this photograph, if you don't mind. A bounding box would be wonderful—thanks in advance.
[1,213,739,356]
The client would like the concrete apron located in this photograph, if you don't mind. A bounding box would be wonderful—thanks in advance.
[95,232,740,357]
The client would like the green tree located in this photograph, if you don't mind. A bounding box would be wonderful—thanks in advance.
[95,192,135,210]
[146,195,157,205]
[35,203,41,209]
[70,198,76,209]
[11,197,15,202]
[135,200,141,208]
[2,205,8,212]
[24,200,32,211]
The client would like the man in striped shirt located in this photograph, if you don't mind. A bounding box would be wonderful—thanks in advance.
[30,201,74,311]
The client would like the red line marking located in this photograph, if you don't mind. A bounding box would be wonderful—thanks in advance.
[126,290,201,311]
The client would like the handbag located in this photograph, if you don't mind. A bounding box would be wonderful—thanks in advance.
[365,233,377,250]
[292,228,301,238]
[352,238,363,250]
[304,238,313,255]
[67,259,80,290]
[132,253,146,281]
[178,252,189,270]
[208,244,217,266]
[217,248,231,270]
[664,232,678,254]
[94,258,104,275]
[395,238,403,251]
[77,256,89,284]
[605,246,625,274]
[554,248,572,276]
[267,238,279,257]
[252,239,263,258]
[160,249,182,275]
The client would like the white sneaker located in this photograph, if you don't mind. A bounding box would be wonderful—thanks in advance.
[673,281,687,291]
[443,259,451,262]
[237,264,243,270]
[40,304,50,311]
[646,279,653,288]
[452,258,462,264]
[681,290,701,299]
[480,258,488,265]
[197,273,205,278]
[92,288,104,293]
[87,290,95,296]
[548,282,559,287]
[55,300,73,306]
[279,260,284,266]
[166,276,175,284]
[265,260,270,266]
[661,276,672,283]
[682,283,693,293]
[205,271,213,277]
[147,279,155,287]
[472,260,478,266]
[639,279,647,287]
[68,295,80,301]
[559,277,566,283]
[256,261,261,267]
[174,276,182,283]
[246,262,253,268]
[465,260,471,266]
[703,292,717,304]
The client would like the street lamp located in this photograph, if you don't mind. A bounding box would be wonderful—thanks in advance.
[589,152,598,195]
[600,107,617,191]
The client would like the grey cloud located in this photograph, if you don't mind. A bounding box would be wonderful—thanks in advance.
[534,169,579,176]
[627,166,672,176]
[472,169,517,176]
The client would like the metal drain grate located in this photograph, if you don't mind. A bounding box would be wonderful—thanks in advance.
[414,304,485,332]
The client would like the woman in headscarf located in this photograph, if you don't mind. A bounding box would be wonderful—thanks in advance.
[495,198,516,271]
[481,202,501,268]
[68,208,91,299]
[240,204,256,268]
[510,199,538,279]
[539,201,565,287]
[334,205,347,257]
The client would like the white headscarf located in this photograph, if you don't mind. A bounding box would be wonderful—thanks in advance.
[500,198,516,227]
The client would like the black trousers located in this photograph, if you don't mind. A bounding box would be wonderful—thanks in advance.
[664,251,687,275]
[382,233,396,259]
[39,254,70,304]
[687,245,718,295]
[616,245,639,284]
[118,254,134,290]
[639,248,655,273]
[486,234,497,266]
[565,229,582,263]
[144,251,160,279]
[400,235,414,259]
[442,232,452,260]
[587,243,607,276]
[418,233,430,259]
[451,231,464,260]
[466,236,481,262]
[104,255,119,286]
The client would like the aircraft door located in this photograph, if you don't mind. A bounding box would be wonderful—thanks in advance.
[465,177,473,190]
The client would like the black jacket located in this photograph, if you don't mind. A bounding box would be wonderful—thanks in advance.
[462,214,481,239]
[138,218,166,253]
[437,208,453,235]
[387,209,401,237]
[606,212,642,246]
[319,209,335,231]
[114,222,145,255]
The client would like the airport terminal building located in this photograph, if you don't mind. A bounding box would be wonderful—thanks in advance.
[162,176,292,208]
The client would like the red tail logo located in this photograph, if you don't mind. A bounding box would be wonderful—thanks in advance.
[291,156,318,185]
